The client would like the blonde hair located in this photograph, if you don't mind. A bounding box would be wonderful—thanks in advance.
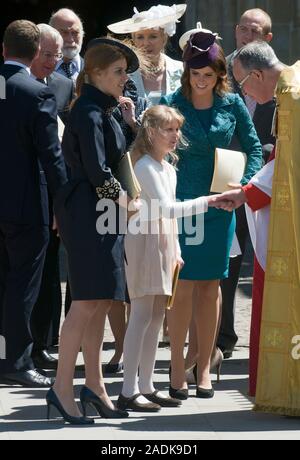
[131,29,168,76]
[130,105,186,166]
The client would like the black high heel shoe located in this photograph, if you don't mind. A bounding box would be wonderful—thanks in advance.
[189,347,223,385]
[196,386,214,399]
[103,362,123,374]
[80,386,129,418]
[168,366,189,400]
[46,388,94,425]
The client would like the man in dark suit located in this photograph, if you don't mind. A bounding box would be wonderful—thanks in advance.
[218,8,276,358]
[0,20,67,386]
[31,23,74,123]
[49,8,84,83]
[30,24,74,370]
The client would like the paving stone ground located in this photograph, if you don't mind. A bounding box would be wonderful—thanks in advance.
[1,243,300,440]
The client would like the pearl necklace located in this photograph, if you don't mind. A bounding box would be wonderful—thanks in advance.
[148,57,165,75]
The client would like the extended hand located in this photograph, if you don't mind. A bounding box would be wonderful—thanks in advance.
[209,188,247,211]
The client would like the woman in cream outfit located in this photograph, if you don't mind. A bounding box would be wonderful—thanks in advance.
[108,4,186,106]
[116,105,218,412]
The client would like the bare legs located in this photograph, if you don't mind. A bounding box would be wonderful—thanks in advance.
[185,287,223,371]
[52,299,112,416]
[168,280,221,390]
[82,300,114,409]
[194,280,220,389]
[167,280,193,390]
[107,301,127,366]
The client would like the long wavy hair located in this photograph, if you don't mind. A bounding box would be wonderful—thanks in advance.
[130,105,187,167]
[181,44,231,101]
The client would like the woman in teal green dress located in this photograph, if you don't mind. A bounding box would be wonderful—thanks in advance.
[161,31,262,398]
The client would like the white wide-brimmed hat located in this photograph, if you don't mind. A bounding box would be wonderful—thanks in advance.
[107,4,187,37]
[179,22,222,50]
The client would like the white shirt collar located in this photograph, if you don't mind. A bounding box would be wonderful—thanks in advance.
[5,60,31,74]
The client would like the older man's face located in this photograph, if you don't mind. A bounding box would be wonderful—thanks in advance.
[233,58,275,104]
[53,15,83,60]
[31,36,63,78]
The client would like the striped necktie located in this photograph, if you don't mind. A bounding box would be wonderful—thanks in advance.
[244,95,257,119]
[60,61,73,79]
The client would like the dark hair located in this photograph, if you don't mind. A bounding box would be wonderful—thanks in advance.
[75,43,127,98]
[3,20,40,61]
[181,44,231,101]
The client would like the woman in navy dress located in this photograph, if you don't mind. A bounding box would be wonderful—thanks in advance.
[161,31,262,398]
[47,38,140,424]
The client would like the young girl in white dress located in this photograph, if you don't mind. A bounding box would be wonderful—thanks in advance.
[117,105,217,411]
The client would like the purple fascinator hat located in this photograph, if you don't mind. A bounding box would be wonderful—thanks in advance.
[182,31,219,69]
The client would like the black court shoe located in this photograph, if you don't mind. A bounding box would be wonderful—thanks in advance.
[196,386,215,399]
[46,388,94,425]
[80,386,129,418]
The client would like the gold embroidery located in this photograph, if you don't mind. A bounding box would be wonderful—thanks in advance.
[275,183,290,209]
[277,111,291,141]
[270,256,289,277]
[265,329,285,349]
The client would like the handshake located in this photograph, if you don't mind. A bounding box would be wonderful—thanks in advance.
[207,183,247,212]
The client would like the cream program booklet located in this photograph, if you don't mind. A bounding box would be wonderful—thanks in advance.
[210,148,247,193]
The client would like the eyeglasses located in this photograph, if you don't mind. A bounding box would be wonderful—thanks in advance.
[40,51,63,62]
[238,72,251,90]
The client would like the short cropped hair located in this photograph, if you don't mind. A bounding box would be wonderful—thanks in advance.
[3,20,40,61]
[240,8,272,35]
[235,41,279,72]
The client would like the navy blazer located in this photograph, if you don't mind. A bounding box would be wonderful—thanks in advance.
[47,71,74,124]
[0,64,67,225]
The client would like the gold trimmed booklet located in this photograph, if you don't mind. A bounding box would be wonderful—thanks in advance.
[114,152,141,200]
[166,263,180,310]
[210,148,247,193]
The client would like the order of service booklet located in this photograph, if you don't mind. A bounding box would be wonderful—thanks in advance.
[114,152,142,200]
[210,148,247,193]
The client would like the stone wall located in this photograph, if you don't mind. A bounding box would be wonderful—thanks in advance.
[185,0,300,64]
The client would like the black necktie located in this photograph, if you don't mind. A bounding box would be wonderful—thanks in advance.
[36,78,46,84]
[60,61,73,79]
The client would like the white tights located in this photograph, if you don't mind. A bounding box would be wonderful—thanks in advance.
[121,295,166,398]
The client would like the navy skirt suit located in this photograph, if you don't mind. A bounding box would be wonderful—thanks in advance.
[55,84,127,301]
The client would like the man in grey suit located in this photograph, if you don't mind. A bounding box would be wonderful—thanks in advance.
[218,9,276,358]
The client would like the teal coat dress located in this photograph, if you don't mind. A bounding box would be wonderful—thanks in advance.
[161,89,262,280]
